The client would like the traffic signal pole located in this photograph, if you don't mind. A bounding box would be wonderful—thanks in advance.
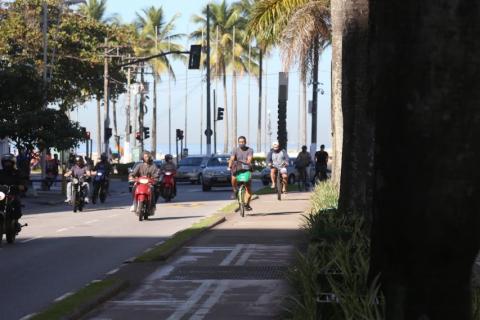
[213,89,217,153]
[206,5,213,155]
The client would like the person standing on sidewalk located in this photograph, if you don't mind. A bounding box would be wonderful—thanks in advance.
[295,145,312,191]
[229,136,254,211]
[314,144,329,182]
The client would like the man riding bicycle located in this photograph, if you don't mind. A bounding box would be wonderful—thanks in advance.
[267,142,289,193]
[229,136,254,211]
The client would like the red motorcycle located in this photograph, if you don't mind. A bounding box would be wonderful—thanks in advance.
[132,176,155,221]
[160,171,176,202]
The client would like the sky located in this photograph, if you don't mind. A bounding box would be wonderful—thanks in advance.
[73,0,332,157]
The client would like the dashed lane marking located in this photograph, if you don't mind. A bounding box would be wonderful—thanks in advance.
[54,292,74,302]
[21,236,43,243]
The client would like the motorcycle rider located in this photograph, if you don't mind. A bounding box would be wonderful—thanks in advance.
[64,156,91,204]
[91,153,112,203]
[267,141,289,193]
[160,154,177,197]
[129,151,159,213]
[0,154,26,233]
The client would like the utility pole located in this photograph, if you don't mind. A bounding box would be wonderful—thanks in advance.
[277,72,289,150]
[257,49,263,153]
[247,44,251,142]
[200,29,205,155]
[206,5,213,155]
[124,66,131,163]
[139,66,145,154]
[103,38,110,157]
[41,1,49,179]
[310,37,319,155]
[168,40,172,154]
[213,89,217,153]
[232,26,237,149]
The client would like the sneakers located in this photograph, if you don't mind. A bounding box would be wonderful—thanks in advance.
[270,183,275,189]
[84,197,89,204]
[64,199,70,203]
[245,204,253,211]
[130,204,136,212]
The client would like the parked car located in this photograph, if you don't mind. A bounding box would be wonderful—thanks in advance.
[176,155,210,184]
[261,157,298,186]
[128,160,164,192]
[201,154,232,191]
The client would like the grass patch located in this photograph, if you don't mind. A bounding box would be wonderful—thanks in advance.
[31,279,125,320]
[254,184,300,195]
[135,214,225,262]
[219,201,238,214]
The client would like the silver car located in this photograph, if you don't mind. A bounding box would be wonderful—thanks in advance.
[176,155,210,184]
[261,157,299,186]
[201,154,232,191]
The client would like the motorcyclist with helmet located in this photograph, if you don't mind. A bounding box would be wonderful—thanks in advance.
[0,154,26,233]
[129,151,160,213]
[64,155,92,204]
[91,153,112,204]
[160,154,177,197]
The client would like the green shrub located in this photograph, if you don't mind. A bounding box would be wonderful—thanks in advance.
[474,287,480,320]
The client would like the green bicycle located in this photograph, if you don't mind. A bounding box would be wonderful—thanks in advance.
[235,170,251,218]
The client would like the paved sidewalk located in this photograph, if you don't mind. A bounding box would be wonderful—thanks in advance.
[88,191,311,320]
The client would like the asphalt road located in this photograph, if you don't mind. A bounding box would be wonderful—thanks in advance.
[0,180,258,320]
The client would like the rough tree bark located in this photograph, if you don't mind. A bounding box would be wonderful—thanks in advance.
[333,0,374,217]
[368,0,480,318]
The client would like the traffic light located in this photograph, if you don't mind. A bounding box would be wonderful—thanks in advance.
[176,129,184,140]
[217,107,224,121]
[143,127,150,140]
[188,45,202,69]
[135,131,142,141]
[80,127,87,140]
[105,127,112,139]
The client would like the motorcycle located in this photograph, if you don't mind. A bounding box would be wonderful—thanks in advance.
[160,171,175,202]
[132,176,155,221]
[70,176,88,212]
[92,169,108,204]
[0,185,25,244]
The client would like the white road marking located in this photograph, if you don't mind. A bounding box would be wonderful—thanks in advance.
[166,281,213,320]
[106,268,120,275]
[56,228,70,232]
[219,244,244,266]
[143,248,153,254]
[19,313,37,320]
[189,280,229,320]
[21,236,43,243]
[54,292,73,302]
[147,265,175,281]
[112,299,184,306]
[155,241,165,246]
[84,219,99,224]
[235,244,256,266]
[123,256,136,263]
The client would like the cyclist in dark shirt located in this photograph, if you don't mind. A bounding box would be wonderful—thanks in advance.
[314,144,329,182]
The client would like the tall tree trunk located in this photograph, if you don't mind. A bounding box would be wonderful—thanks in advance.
[222,69,229,153]
[152,76,157,159]
[257,49,263,153]
[331,1,344,189]
[368,0,480,318]
[96,97,102,157]
[335,0,374,216]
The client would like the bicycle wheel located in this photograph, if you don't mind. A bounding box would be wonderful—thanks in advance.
[277,172,282,201]
[238,185,246,217]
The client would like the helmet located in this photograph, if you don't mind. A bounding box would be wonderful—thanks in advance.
[1,154,16,168]
[100,153,108,161]
[75,155,84,165]
[165,154,173,161]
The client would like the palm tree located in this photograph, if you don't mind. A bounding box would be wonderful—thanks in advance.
[247,0,331,152]
[191,1,248,153]
[79,0,110,158]
[135,6,184,158]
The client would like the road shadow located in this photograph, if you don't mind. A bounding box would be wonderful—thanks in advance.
[247,211,304,217]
